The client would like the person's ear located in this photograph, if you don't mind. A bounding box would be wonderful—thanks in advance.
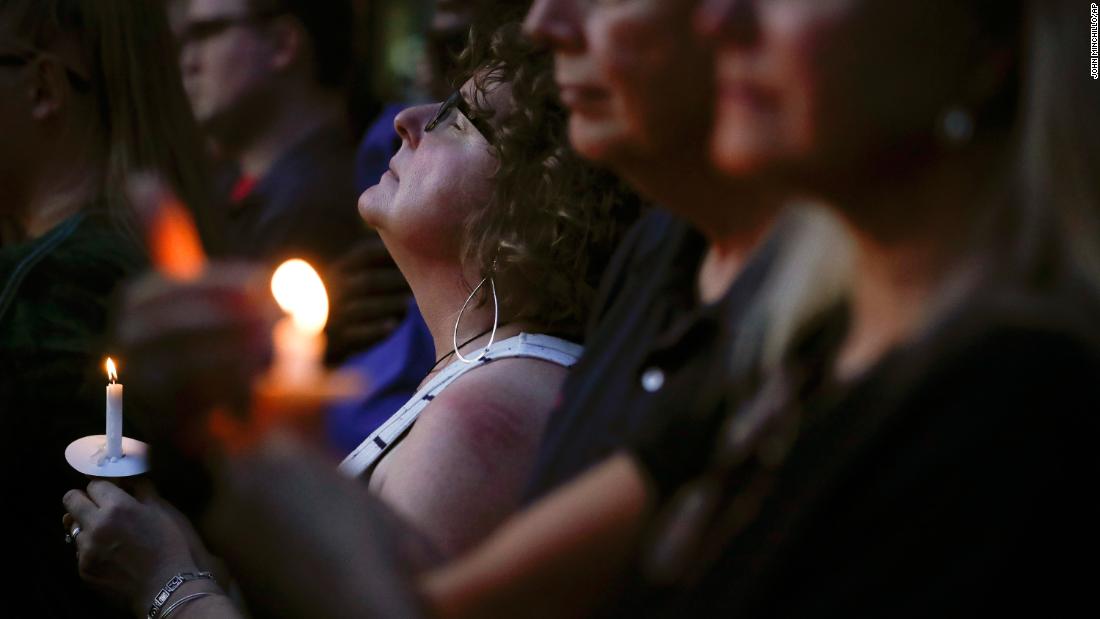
[267,15,304,74]
[26,56,69,121]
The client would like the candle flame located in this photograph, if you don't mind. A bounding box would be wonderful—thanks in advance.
[105,357,118,383]
[271,259,329,334]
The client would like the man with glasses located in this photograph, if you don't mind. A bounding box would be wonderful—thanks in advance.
[175,0,410,364]
[176,0,360,275]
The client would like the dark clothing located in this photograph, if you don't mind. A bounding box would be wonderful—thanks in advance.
[217,121,365,271]
[0,210,145,618]
[523,210,784,502]
[623,288,1100,616]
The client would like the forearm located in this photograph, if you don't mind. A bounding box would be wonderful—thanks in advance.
[422,454,651,619]
[369,493,450,573]
[201,441,432,619]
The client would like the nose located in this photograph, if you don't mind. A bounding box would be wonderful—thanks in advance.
[695,0,761,48]
[179,41,200,77]
[394,103,435,149]
[523,0,584,52]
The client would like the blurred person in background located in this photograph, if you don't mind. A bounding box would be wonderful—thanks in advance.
[0,0,212,616]
[609,0,1100,614]
[176,0,359,267]
[515,0,835,507]
[177,0,409,362]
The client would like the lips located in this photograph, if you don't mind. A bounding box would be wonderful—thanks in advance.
[717,80,779,111]
[558,84,610,113]
[387,164,400,181]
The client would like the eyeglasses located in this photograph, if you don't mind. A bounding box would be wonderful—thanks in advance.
[0,46,91,93]
[177,11,283,47]
[424,90,498,145]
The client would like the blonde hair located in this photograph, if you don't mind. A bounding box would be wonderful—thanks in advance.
[729,204,854,380]
[1007,0,1100,291]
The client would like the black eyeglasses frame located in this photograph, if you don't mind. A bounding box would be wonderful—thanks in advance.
[424,90,498,145]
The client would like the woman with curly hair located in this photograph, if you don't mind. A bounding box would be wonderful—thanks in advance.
[57,18,638,616]
[343,21,638,556]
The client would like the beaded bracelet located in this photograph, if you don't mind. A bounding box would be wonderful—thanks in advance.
[160,592,215,619]
[147,571,214,619]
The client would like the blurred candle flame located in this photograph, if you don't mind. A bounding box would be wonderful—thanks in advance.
[271,259,329,334]
[127,173,206,281]
[105,357,118,384]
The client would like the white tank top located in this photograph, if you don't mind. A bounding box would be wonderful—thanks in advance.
[338,332,583,479]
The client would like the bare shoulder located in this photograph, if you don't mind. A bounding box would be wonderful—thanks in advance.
[414,357,571,452]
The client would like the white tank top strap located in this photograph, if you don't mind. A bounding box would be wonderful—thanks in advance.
[338,332,582,479]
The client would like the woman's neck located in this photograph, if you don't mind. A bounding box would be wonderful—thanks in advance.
[832,153,992,381]
[696,212,776,305]
[617,153,779,305]
[8,118,104,244]
[393,251,533,370]
[833,232,947,380]
[7,168,97,244]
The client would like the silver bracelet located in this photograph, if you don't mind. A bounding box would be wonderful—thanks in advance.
[147,571,215,619]
[160,592,215,619]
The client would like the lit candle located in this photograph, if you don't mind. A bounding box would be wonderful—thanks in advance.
[105,358,123,461]
[270,259,329,387]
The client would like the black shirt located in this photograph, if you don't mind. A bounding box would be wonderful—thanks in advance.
[623,287,1100,616]
[523,209,784,502]
[0,210,145,618]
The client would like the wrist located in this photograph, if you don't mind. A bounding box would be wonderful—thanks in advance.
[139,567,217,619]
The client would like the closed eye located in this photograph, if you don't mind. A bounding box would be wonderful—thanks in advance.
[425,90,496,144]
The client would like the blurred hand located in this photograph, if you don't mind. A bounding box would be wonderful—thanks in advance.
[202,433,425,618]
[326,234,412,362]
[114,263,278,517]
[116,263,277,456]
[62,479,202,616]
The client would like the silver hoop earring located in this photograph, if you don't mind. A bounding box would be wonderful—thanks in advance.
[453,276,498,363]
[938,105,974,146]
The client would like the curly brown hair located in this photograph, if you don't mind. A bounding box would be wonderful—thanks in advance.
[457,21,642,339]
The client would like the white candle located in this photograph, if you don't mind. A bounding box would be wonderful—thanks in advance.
[270,259,329,388]
[105,358,123,460]
[272,316,324,385]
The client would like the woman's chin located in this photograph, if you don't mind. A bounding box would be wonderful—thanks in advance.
[357,185,387,228]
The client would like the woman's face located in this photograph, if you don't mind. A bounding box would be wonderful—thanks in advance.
[698,0,991,185]
[524,0,713,166]
[358,76,510,262]
[0,18,41,213]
